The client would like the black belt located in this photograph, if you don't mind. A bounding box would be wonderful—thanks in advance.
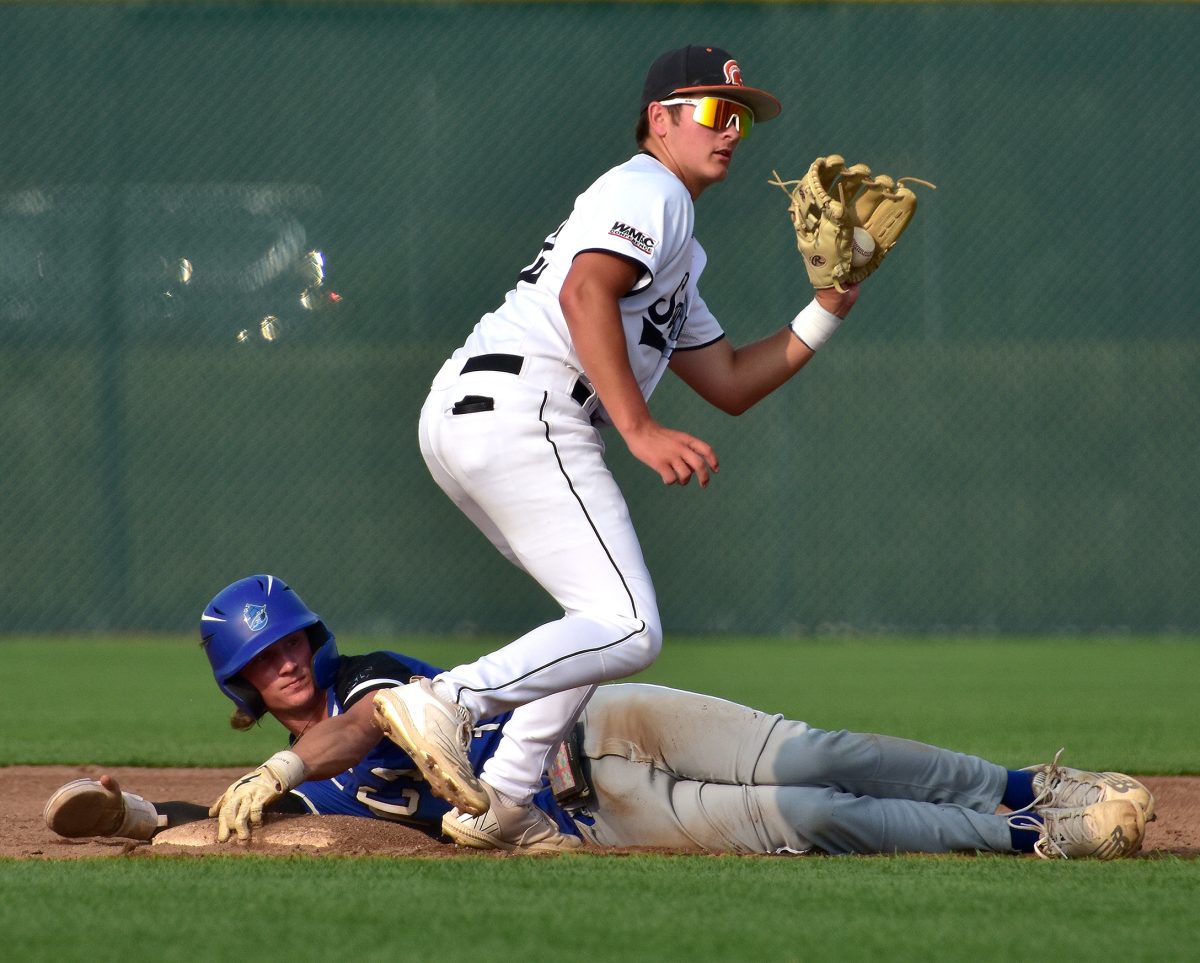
[461,354,593,407]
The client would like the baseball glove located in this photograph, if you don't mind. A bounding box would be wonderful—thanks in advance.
[769,155,936,290]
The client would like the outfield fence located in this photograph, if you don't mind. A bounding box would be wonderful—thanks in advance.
[3,2,1197,633]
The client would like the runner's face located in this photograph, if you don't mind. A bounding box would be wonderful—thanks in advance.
[240,630,318,713]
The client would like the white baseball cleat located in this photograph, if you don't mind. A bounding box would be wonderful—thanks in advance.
[442,782,584,853]
[373,678,489,817]
[43,776,164,841]
[1024,749,1156,821]
[1010,799,1146,860]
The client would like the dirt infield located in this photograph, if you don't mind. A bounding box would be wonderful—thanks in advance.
[6,766,1199,859]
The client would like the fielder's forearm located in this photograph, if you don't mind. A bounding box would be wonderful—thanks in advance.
[700,297,848,412]
[670,318,816,416]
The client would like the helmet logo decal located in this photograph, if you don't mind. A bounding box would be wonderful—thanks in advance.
[723,60,743,86]
[243,603,268,632]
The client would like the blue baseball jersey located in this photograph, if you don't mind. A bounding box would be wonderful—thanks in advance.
[286,651,576,835]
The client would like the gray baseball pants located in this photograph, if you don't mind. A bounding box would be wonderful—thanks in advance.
[569,683,1015,855]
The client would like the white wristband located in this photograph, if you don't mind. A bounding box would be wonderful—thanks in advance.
[264,749,307,792]
[788,299,843,351]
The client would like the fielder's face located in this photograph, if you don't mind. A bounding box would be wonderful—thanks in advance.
[240,630,319,714]
[650,99,744,196]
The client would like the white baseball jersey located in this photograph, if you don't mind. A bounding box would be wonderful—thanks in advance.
[453,152,726,402]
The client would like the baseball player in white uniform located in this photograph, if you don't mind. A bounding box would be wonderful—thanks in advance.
[374,46,864,851]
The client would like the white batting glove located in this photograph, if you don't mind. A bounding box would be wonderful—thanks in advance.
[208,750,307,843]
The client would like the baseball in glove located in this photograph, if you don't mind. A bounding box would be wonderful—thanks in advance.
[769,155,936,291]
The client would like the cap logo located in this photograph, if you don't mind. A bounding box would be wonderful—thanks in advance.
[243,603,268,632]
[723,60,743,86]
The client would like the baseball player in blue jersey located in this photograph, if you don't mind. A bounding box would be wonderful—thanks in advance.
[45,576,1153,859]
[375,45,871,851]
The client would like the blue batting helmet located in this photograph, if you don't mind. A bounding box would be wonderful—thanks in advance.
[200,574,336,718]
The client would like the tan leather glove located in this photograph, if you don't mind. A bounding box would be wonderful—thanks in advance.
[770,155,935,290]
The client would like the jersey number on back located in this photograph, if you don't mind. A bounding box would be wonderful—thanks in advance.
[517,222,566,286]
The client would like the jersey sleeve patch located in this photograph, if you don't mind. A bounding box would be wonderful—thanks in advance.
[607,221,657,255]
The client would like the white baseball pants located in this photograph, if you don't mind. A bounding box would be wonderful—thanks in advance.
[571,684,1016,855]
[419,361,663,802]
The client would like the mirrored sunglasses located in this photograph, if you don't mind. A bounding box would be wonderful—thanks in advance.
[660,96,755,139]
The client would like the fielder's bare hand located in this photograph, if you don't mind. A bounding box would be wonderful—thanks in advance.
[209,750,306,842]
[623,419,719,487]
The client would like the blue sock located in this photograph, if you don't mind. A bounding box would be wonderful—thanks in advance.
[1002,770,1037,811]
[1009,816,1043,853]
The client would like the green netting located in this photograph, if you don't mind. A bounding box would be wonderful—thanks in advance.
[3,2,1197,633]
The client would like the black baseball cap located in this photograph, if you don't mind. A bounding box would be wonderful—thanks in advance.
[639,45,782,121]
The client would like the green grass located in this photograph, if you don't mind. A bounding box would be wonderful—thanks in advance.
[3,634,1198,962]
[2,854,1199,962]
[2,634,1198,771]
